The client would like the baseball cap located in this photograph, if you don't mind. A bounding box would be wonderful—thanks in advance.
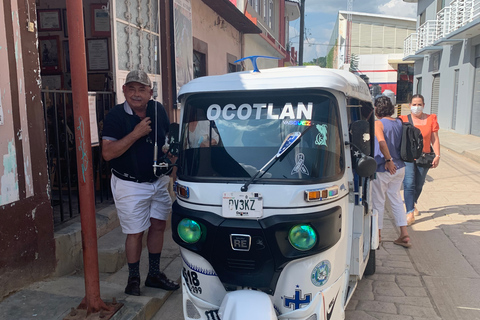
[124,70,152,87]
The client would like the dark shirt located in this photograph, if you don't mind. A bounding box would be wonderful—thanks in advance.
[102,100,170,181]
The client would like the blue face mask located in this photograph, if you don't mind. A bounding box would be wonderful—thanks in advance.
[411,106,424,115]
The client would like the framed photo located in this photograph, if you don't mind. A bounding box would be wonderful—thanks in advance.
[91,4,111,37]
[64,73,72,90]
[37,9,62,32]
[41,74,63,90]
[62,9,68,37]
[39,36,61,74]
[63,40,70,73]
[87,38,109,71]
[88,73,107,91]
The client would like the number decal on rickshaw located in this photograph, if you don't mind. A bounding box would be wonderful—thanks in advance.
[183,267,202,294]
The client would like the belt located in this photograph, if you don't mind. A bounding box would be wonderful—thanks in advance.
[112,169,159,183]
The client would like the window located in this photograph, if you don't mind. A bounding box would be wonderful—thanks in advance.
[419,11,426,26]
[227,53,240,73]
[437,0,446,12]
[416,77,422,95]
[178,90,344,182]
[269,0,274,29]
[193,50,206,78]
[396,64,414,104]
[193,37,207,78]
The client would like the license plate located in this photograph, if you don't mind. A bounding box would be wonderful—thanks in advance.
[222,192,263,218]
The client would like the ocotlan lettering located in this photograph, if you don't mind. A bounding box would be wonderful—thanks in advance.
[207,102,313,121]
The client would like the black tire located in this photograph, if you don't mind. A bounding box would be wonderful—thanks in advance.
[364,249,376,276]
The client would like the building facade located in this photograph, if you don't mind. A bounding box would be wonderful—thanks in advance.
[403,0,480,136]
[0,0,300,301]
[327,11,417,104]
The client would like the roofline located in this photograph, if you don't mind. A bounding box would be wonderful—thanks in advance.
[338,10,416,22]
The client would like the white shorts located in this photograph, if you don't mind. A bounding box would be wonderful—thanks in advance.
[111,174,172,234]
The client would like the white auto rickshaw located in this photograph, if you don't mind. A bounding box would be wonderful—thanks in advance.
[170,65,379,320]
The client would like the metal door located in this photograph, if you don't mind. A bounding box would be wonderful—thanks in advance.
[431,74,440,115]
[471,57,480,136]
[452,69,459,130]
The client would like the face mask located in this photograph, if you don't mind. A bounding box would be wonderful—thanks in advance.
[411,106,424,115]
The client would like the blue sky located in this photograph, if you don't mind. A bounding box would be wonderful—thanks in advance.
[289,0,418,62]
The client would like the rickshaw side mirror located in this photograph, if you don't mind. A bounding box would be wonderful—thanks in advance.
[349,120,371,155]
[355,155,377,177]
[168,123,180,156]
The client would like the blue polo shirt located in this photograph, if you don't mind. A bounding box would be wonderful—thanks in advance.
[102,100,170,181]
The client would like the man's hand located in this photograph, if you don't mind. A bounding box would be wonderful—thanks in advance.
[133,117,152,139]
[102,117,152,161]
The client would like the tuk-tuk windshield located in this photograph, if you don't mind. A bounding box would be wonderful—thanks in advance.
[179,90,344,183]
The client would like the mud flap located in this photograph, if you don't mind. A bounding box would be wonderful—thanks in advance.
[371,209,379,250]
[218,290,277,320]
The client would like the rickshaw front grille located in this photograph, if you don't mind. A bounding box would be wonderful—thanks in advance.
[226,258,256,270]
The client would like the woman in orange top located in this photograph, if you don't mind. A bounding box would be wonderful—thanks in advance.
[399,94,441,225]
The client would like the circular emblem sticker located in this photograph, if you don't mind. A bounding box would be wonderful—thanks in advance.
[311,260,331,287]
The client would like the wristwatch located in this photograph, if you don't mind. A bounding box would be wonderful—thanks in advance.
[386,158,392,162]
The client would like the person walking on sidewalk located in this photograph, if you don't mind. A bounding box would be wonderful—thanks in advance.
[400,94,441,225]
[372,96,411,248]
[102,70,179,296]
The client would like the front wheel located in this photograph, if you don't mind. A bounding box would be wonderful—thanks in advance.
[364,249,376,275]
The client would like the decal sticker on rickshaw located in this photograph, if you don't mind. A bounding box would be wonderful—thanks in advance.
[340,184,347,191]
[326,290,340,320]
[291,153,309,176]
[363,133,371,142]
[283,286,312,310]
[311,260,331,287]
[181,252,217,276]
[315,124,328,146]
[205,309,220,320]
[283,120,312,126]
[183,267,203,294]
[206,102,313,121]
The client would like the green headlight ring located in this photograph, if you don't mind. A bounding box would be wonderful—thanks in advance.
[288,224,317,251]
[178,218,202,244]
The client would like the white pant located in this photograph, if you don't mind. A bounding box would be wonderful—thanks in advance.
[372,167,407,230]
[111,174,172,234]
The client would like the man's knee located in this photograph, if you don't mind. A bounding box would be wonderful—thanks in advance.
[150,218,166,233]
[126,232,144,242]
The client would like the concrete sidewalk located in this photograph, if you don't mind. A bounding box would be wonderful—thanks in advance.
[1,129,479,320]
[0,220,182,320]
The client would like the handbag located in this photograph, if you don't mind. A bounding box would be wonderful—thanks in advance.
[416,150,435,167]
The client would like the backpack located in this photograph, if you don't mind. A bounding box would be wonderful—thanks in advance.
[400,114,423,162]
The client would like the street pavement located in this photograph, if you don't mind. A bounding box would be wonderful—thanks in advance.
[1,129,480,320]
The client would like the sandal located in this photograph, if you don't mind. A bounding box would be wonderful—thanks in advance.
[407,213,415,226]
[394,235,412,248]
[414,206,420,216]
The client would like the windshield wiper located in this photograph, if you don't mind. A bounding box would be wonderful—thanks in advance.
[241,127,312,191]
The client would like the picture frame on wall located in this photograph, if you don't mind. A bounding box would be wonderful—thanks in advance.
[39,36,61,74]
[88,73,107,91]
[63,9,68,37]
[87,38,109,71]
[37,9,62,32]
[91,4,111,37]
[41,74,63,90]
[63,40,70,73]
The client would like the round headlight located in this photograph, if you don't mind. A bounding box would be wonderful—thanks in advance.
[178,218,202,244]
[288,224,317,251]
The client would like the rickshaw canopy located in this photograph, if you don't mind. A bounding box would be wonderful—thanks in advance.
[178,66,372,103]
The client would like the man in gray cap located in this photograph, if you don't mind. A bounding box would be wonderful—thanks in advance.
[102,70,179,296]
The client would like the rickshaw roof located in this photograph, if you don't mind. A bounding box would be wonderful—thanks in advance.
[178,66,372,102]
